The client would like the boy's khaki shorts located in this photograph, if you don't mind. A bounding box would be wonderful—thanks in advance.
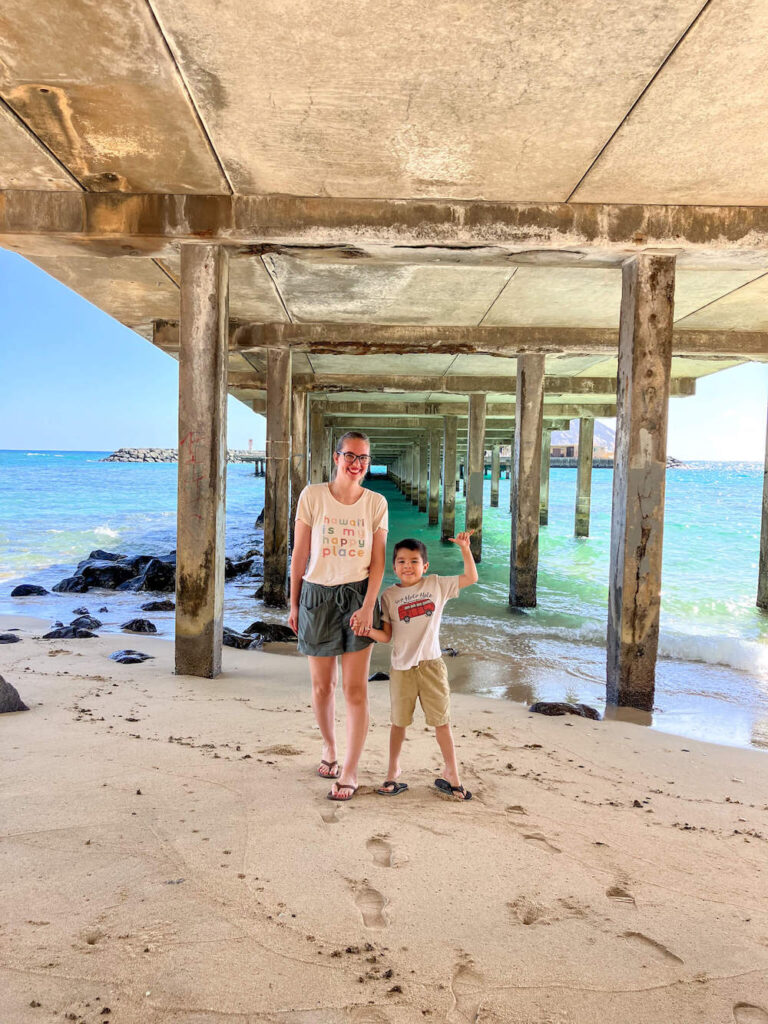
[389,657,450,727]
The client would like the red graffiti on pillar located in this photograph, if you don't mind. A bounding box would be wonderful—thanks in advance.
[180,431,206,465]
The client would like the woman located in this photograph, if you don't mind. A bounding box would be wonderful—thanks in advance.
[288,431,388,801]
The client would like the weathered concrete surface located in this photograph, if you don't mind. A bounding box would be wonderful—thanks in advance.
[442,415,458,542]
[0,101,77,189]
[411,444,419,506]
[0,3,227,192]
[418,438,428,514]
[466,394,486,562]
[175,244,228,678]
[607,253,675,710]
[490,443,501,507]
[428,428,440,525]
[263,348,291,607]
[290,389,307,544]
[510,355,545,607]
[575,417,595,538]
[539,427,552,526]
[758,406,768,611]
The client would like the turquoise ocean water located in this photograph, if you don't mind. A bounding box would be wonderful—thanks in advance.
[2,449,767,750]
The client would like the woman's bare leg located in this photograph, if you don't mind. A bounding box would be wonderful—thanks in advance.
[332,645,373,795]
[308,655,339,776]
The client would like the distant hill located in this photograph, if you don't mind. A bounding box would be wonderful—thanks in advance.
[552,419,615,452]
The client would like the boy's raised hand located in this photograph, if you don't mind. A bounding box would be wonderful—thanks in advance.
[449,529,474,551]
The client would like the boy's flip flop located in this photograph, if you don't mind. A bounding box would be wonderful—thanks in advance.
[434,778,472,801]
[327,783,358,802]
[317,759,340,779]
[376,780,408,796]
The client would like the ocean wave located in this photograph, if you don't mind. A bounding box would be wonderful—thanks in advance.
[94,526,120,538]
[658,632,768,676]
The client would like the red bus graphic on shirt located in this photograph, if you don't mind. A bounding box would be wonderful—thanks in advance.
[398,598,436,623]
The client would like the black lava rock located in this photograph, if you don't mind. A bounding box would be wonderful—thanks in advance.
[254,585,264,600]
[98,606,109,613]
[52,576,89,593]
[141,599,175,612]
[121,618,157,634]
[441,647,460,657]
[0,675,29,713]
[118,558,175,593]
[80,560,137,589]
[85,549,123,562]
[0,633,22,644]
[72,606,89,615]
[70,615,102,630]
[225,557,255,580]
[109,650,155,664]
[11,584,48,597]
[42,627,98,639]
[368,671,390,681]
[528,701,601,721]
[255,507,265,527]
[223,627,263,650]
[243,620,297,643]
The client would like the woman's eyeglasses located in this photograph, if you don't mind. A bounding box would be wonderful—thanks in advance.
[339,451,372,466]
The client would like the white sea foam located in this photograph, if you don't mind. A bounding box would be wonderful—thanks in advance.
[94,526,119,538]
[659,632,768,676]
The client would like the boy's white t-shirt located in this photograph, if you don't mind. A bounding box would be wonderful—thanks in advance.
[295,483,388,585]
[380,573,460,670]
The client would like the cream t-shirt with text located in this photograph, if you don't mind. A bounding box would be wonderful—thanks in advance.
[380,574,460,670]
[295,483,388,586]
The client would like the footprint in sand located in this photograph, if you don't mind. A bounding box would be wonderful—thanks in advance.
[508,896,543,926]
[622,931,683,964]
[734,1006,768,1024]
[349,1009,392,1024]
[448,961,484,1024]
[353,883,388,929]
[320,805,343,825]
[366,835,393,867]
[523,833,561,854]
[606,885,636,906]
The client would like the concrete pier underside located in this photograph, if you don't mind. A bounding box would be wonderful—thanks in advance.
[3,2,768,705]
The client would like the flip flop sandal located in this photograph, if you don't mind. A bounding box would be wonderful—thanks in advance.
[376,780,408,796]
[327,783,358,802]
[317,760,340,779]
[434,777,472,801]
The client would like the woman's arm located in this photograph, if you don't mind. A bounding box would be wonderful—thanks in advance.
[288,520,312,634]
[349,527,387,635]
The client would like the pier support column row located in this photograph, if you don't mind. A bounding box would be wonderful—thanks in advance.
[175,244,229,679]
[290,390,307,546]
[490,444,500,507]
[442,416,458,541]
[466,394,486,562]
[263,348,292,607]
[575,417,594,538]
[607,252,676,710]
[429,428,440,525]
[510,355,545,607]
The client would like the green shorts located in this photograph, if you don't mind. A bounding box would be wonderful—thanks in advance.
[297,578,381,657]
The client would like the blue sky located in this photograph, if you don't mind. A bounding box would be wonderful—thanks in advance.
[0,248,766,460]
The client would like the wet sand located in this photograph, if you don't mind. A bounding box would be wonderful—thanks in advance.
[2,615,768,1023]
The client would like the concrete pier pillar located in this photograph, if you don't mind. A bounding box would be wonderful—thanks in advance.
[309,403,325,484]
[418,437,428,513]
[760,408,768,609]
[263,348,292,607]
[466,394,486,562]
[322,426,332,483]
[428,428,440,525]
[509,431,516,512]
[510,355,545,607]
[575,417,595,538]
[175,244,229,678]
[290,389,307,545]
[539,427,552,526]
[411,444,419,505]
[490,444,501,507]
[607,252,676,710]
[442,415,458,541]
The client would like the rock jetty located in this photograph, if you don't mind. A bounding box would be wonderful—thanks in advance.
[101,448,259,463]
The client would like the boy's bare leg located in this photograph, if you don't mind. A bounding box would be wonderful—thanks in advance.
[379,725,407,791]
[308,655,339,776]
[435,723,465,797]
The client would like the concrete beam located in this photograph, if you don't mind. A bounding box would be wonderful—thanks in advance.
[263,348,292,607]
[510,355,545,607]
[175,244,229,679]
[322,404,616,420]
[607,253,676,710]
[6,190,768,255]
[155,320,768,361]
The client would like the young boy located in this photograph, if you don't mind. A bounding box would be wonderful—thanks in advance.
[367,531,478,801]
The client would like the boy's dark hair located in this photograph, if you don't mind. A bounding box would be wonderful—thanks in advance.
[393,538,428,563]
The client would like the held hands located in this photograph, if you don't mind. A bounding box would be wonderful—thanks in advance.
[449,529,475,553]
[349,604,374,637]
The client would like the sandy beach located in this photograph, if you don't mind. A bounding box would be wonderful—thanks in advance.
[2,614,768,1024]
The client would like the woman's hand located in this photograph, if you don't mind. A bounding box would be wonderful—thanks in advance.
[288,604,299,635]
[349,602,374,636]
